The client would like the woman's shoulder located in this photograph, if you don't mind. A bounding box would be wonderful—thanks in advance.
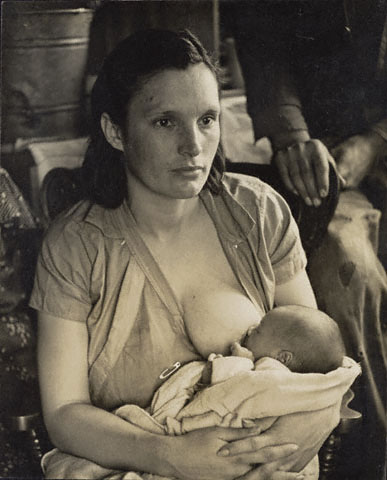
[43,200,119,248]
[221,172,287,213]
[222,171,268,193]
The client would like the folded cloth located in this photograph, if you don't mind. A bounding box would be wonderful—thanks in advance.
[42,356,361,480]
[167,356,360,430]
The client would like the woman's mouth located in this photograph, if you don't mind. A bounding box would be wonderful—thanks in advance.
[172,165,203,172]
[171,166,204,177]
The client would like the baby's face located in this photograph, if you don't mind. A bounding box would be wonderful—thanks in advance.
[243,319,279,359]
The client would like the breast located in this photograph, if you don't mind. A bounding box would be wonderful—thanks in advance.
[183,286,263,358]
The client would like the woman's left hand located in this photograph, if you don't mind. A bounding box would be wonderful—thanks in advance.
[218,402,341,478]
[236,464,304,480]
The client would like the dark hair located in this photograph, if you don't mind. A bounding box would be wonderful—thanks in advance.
[82,28,225,208]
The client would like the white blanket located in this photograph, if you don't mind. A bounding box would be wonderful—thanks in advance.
[42,356,361,480]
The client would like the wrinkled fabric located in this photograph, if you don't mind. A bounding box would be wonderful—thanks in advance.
[309,191,387,424]
[30,174,306,411]
[42,356,360,480]
[307,190,387,476]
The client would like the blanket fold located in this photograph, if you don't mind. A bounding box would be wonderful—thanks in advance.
[42,356,361,480]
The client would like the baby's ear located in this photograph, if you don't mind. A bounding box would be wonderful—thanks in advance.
[276,350,293,366]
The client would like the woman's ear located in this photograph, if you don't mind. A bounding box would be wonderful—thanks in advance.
[276,350,293,367]
[100,112,124,151]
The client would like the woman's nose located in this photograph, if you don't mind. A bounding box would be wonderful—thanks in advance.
[178,125,202,157]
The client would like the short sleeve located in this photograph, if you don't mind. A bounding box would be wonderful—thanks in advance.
[262,186,307,285]
[29,219,94,322]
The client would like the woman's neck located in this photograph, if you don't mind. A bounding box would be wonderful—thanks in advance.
[126,172,202,238]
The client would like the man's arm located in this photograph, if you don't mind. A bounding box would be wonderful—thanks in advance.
[230,4,333,207]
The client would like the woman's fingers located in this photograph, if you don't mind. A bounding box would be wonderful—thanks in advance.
[218,433,299,461]
[236,461,304,480]
[216,426,263,442]
[227,444,299,465]
[217,427,275,452]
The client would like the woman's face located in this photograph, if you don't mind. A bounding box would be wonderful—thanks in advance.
[119,63,221,200]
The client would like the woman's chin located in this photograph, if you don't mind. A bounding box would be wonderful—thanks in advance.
[167,180,208,199]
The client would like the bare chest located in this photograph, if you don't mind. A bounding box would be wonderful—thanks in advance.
[143,217,262,357]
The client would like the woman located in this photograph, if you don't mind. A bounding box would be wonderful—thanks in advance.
[31,29,341,479]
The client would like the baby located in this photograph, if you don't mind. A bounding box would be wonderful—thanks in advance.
[231,305,346,374]
[201,305,346,383]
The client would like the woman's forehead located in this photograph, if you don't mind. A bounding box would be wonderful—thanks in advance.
[130,63,220,113]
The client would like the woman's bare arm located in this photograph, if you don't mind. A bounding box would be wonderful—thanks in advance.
[274,269,317,308]
[38,312,175,474]
[38,312,299,480]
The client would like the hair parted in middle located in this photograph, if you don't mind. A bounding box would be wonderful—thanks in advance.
[82,28,225,209]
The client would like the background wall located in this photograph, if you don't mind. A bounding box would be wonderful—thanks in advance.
[0,0,219,209]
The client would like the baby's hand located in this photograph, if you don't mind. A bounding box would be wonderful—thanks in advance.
[208,353,223,362]
[230,342,255,361]
[201,354,224,384]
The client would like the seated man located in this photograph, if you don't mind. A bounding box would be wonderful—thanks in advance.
[222,2,387,477]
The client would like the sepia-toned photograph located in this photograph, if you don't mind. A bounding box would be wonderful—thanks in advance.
[0,1,386,478]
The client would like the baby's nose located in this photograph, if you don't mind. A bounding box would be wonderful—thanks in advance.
[246,324,258,337]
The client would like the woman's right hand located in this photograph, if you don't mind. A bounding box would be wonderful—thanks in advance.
[216,404,341,478]
[166,426,301,480]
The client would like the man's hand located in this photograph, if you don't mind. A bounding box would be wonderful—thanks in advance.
[332,130,387,189]
[273,139,333,207]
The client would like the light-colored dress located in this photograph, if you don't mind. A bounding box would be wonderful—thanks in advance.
[30,173,306,410]
[30,173,309,477]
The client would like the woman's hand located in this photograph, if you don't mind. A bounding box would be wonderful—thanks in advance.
[167,426,299,480]
[217,403,341,477]
[273,139,334,207]
[236,463,306,480]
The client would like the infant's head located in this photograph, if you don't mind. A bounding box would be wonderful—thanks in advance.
[238,305,345,373]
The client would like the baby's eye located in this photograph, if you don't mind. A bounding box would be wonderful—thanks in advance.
[154,118,173,128]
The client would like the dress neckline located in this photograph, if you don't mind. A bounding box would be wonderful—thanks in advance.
[113,200,184,318]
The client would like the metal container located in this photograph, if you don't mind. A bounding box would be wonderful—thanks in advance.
[1,2,94,143]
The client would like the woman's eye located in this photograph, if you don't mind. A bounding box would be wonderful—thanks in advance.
[200,115,217,127]
[155,118,173,128]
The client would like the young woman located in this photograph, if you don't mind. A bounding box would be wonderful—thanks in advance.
[31,29,341,480]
